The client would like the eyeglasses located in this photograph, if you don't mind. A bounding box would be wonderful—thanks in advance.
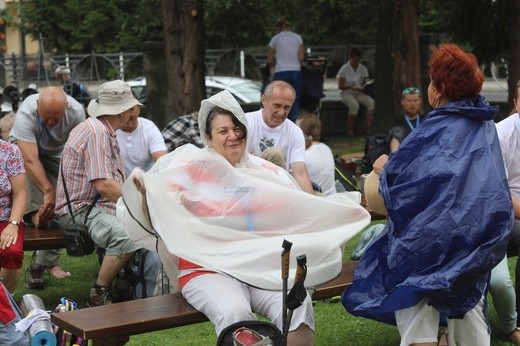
[402,87,420,95]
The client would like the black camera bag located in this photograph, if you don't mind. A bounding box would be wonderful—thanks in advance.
[64,222,95,257]
[60,165,99,257]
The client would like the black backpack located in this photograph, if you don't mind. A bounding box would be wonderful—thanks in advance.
[63,80,91,107]
[112,249,162,302]
[361,134,390,174]
[334,159,360,192]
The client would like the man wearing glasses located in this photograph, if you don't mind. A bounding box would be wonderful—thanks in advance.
[389,87,423,152]
[10,87,85,288]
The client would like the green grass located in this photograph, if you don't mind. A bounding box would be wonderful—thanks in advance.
[16,224,518,345]
[13,136,518,345]
[324,135,366,159]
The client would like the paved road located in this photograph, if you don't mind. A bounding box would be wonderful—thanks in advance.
[21,76,509,105]
[323,77,508,104]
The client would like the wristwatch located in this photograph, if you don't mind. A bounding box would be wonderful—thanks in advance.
[8,220,20,227]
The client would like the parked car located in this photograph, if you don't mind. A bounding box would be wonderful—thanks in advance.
[127,75,262,106]
[480,61,508,104]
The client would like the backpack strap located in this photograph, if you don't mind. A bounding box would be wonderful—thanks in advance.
[139,250,148,298]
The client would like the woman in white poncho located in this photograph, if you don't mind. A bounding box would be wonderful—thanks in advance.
[192,95,319,345]
[118,90,370,344]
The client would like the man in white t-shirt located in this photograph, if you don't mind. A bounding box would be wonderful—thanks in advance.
[494,83,520,341]
[246,80,313,194]
[117,114,167,176]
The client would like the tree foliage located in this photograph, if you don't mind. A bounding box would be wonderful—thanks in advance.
[449,0,510,64]
[203,0,378,48]
[417,1,456,35]
[13,0,162,53]
[203,0,274,49]
[6,0,512,63]
[416,0,512,65]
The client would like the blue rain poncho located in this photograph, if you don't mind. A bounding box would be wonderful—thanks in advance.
[342,96,513,325]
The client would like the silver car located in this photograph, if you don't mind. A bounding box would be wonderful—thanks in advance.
[127,75,262,105]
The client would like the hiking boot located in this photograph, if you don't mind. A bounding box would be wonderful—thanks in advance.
[88,285,113,307]
[26,264,45,290]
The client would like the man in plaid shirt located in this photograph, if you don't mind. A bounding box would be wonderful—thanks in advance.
[161,112,203,152]
[55,80,142,307]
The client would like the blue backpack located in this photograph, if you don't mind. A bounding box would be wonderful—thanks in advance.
[113,249,163,301]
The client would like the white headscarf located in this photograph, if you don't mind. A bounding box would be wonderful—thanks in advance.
[198,90,248,148]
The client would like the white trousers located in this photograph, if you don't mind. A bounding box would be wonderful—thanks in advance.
[182,272,315,336]
[395,296,489,346]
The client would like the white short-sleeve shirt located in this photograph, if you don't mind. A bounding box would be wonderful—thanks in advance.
[496,113,520,200]
[336,62,369,87]
[245,110,306,171]
[117,117,167,176]
[268,31,303,73]
[305,142,337,196]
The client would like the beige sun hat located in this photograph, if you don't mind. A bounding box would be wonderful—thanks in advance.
[364,170,387,216]
[87,80,142,118]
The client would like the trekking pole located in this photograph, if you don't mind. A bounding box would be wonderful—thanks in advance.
[286,254,307,332]
[281,239,292,346]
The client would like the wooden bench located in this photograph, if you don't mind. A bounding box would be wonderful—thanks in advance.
[20,210,384,251]
[23,226,65,251]
[50,261,357,346]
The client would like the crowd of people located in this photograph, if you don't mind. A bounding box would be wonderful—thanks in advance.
[0,67,369,344]
[0,17,518,345]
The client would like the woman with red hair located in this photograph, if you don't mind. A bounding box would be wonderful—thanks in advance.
[343,43,512,345]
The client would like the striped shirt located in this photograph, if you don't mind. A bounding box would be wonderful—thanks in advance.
[55,117,125,216]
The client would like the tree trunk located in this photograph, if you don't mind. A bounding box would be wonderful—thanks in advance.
[375,0,421,132]
[374,0,395,132]
[143,41,172,129]
[508,0,520,115]
[161,0,205,118]
[393,0,421,115]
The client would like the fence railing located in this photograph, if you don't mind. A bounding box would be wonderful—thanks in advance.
[0,45,375,88]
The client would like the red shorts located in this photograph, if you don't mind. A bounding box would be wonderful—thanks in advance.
[0,220,24,269]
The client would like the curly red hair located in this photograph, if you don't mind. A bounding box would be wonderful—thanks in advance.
[428,43,484,101]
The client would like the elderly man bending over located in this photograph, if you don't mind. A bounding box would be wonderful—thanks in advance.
[10,87,84,287]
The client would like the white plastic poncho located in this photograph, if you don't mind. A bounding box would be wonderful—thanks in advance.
[117,90,370,290]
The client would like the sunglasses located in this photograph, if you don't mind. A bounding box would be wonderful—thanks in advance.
[402,87,420,95]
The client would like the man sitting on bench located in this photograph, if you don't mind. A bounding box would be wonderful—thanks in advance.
[55,80,143,307]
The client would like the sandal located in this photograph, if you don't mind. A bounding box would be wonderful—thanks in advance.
[508,327,520,345]
[438,328,448,346]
